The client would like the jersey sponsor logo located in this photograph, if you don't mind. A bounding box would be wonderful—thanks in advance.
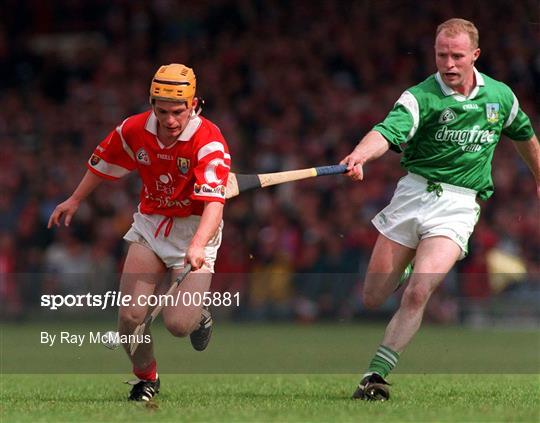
[146,194,190,209]
[156,173,175,195]
[136,148,151,165]
[144,181,190,209]
[462,104,479,110]
[157,153,173,160]
[194,183,226,198]
[486,103,500,124]
[153,198,190,208]
[90,154,101,166]
[434,125,496,152]
[177,157,190,175]
[438,108,457,124]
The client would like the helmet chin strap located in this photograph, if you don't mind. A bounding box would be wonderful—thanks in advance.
[194,97,204,116]
[188,109,199,122]
[181,102,202,134]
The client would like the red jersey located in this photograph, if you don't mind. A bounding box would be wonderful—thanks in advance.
[87,110,230,217]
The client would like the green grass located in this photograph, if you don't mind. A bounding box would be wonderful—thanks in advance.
[1,321,539,421]
[1,374,539,422]
[1,321,539,373]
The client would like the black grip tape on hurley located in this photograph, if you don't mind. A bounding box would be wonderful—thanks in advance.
[235,174,262,192]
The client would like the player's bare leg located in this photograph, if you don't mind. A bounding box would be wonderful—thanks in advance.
[118,242,165,401]
[353,235,458,401]
[381,236,461,352]
[362,234,415,309]
[353,236,461,401]
[162,269,213,350]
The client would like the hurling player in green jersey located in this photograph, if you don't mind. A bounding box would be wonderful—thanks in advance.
[340,18,540,401]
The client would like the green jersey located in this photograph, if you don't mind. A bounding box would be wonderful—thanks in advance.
[373,69,534,200]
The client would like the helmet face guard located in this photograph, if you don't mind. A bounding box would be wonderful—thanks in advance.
[149,64,196,107]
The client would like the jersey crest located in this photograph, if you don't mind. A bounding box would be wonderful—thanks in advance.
[438,108,456,124]
[136,148,151,165]
[90,154,101,166]
[485,103,500,124]
[177,157,190,175]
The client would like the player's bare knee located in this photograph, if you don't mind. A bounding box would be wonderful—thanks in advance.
[402,285,431,311]
[362,283,386,309]
[362,283,389,309]
[362,271,399,309]
[363,293,386,310]
[118,308,146,330]
[164,319,194,338]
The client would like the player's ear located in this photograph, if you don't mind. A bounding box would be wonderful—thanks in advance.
[472,48,480,64]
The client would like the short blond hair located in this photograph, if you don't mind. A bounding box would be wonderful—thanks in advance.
[436,18,479,49]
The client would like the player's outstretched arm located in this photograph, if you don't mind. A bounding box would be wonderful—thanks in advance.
[186,201,224,270]
[47,170,104,228]
[512,134,540,199]
[340,131,390,181]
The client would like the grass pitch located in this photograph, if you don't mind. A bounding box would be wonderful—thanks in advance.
[1,374,538,422]
[1,321,539,422]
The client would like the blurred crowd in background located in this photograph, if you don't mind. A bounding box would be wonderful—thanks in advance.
[1,0,539,323]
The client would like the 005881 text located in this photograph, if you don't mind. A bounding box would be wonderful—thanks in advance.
[170,291,240,308]
[40,291,240,310]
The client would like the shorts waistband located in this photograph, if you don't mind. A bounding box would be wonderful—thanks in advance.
[406,173,477,197]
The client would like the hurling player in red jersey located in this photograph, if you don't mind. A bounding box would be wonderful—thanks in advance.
[48,64,230,401]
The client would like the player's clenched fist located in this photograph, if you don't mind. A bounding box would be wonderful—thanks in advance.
[340,154,365,181]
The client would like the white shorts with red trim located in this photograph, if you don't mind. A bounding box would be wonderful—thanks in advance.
[372,173,480,260]
[123,211,223,271]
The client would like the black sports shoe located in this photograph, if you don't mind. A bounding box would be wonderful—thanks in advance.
[190,307,213,351]
[351,373,390,401]
[127,377,160,401]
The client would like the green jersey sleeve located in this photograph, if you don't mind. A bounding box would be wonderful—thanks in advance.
[373,91,418,153]
[501,91,534,141]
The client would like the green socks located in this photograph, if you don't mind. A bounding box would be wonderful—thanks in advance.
[364,345,400,378]
[398,262,413,287]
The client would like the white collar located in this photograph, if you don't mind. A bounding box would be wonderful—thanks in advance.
[435,67,484,101]
[145,111,202,147]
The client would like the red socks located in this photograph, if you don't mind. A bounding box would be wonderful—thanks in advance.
[133,359,157,382]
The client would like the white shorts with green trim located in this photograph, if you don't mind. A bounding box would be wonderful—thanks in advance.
[372,173,480,260]
[123,210,223,271]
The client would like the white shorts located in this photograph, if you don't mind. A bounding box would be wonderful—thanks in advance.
[372,173,480,259]
[123,211,223,271]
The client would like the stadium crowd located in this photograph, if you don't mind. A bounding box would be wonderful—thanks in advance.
[1,0,539,322]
